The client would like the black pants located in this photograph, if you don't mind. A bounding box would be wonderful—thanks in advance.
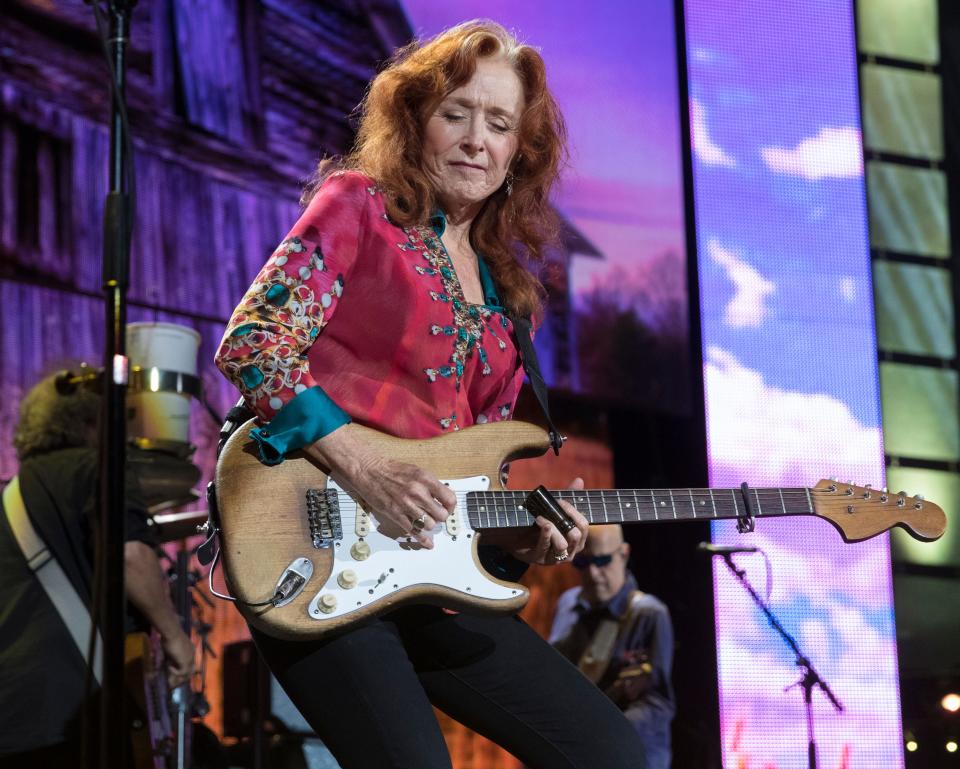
[253,606,647,769]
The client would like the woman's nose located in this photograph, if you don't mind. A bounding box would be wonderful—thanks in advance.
[460,120,484,153]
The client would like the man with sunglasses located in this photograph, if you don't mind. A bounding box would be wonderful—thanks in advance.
[549,525,675,769]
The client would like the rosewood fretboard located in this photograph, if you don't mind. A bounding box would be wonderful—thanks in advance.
[465,487,815,529]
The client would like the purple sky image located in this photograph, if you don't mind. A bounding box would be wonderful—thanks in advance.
[400,0,687,310]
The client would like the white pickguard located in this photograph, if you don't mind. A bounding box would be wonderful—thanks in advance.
[304,476,521,622]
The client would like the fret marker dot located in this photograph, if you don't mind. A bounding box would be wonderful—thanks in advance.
[660,501,666,507]
[626,503,632,508]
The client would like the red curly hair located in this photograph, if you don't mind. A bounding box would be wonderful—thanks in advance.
[307,20,568,318]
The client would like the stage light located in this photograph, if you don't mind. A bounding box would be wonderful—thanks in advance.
[905,740,918,752]
[942,693,960,713]
[947,741,958,753]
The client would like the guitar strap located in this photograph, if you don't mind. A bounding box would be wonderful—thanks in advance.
[2,476,104,684]
[508,314,563,455]
[576,590,647,685]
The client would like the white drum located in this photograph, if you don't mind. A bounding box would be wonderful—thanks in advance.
[126,322,201,444]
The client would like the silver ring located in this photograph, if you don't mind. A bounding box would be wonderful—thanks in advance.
[412,513,428,533]
[554,550,569,563]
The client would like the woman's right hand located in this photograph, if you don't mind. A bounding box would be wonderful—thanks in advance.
[305,425,457,548]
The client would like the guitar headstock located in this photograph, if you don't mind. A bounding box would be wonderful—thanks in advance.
[811,479,946,543]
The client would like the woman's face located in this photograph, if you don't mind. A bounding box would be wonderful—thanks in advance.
[422,57,524,217]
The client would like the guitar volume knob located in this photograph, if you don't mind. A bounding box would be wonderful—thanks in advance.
[350,541,371,561]
[337,569,358,589]
[319,594,337,614]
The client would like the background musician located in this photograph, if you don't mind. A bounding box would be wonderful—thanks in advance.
[550,524,675,769]
[0,372,196,765]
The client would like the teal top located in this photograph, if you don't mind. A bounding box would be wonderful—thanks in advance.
[430,209,503,310]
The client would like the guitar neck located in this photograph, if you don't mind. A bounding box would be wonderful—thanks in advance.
[465,487,815,529]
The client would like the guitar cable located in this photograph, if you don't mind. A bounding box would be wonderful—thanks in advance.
[206,542,298,608]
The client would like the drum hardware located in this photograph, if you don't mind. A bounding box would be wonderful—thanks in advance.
[150,509,211,544]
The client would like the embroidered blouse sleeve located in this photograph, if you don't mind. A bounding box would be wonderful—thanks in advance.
[215,173,370,464]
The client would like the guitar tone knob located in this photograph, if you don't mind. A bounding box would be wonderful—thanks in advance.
[350,541,371,561]
[318,594,337,614]
[337,569,358,589]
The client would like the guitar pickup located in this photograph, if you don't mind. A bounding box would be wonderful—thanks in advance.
[356,509,371,537]
[445,513,460,535]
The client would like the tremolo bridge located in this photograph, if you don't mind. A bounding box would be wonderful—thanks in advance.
[305,488,342,548]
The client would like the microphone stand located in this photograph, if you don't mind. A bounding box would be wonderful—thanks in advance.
[93,2,137,767]
[170,551,194,769]
[718,553,843,769]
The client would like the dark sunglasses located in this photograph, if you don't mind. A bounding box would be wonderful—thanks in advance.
[572,553,616,569]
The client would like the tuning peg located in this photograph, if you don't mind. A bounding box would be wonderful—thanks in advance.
[863,484,872,499]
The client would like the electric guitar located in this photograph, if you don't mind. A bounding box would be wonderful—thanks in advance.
[213,420,946,641]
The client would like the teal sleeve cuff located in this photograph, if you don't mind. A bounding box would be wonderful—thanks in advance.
[249,386,351,465]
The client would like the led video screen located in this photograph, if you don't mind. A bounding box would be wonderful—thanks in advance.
[684,1,902,766]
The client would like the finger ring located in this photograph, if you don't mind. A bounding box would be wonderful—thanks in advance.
[412,513,428,532]
[554,550,568,562]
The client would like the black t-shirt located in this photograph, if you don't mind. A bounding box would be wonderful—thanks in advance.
[0,447,154,755]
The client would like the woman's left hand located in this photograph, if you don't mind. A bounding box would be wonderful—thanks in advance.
[480,477,590,565]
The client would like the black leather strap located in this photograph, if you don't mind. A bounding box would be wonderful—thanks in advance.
[217,397,254,456]
[510,315,563,455]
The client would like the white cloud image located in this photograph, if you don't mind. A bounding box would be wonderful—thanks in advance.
[707,238,776,328]
[760,126,864,181]
[704,346,884,488]
[840,276,856,302]
[712,529,902,769]
[690,98,737,167]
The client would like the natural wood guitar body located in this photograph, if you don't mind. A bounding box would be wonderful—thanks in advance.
[214,420,551,640]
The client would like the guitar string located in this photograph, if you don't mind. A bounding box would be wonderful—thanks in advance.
[310,488,876,529]
[326,491,848,514]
